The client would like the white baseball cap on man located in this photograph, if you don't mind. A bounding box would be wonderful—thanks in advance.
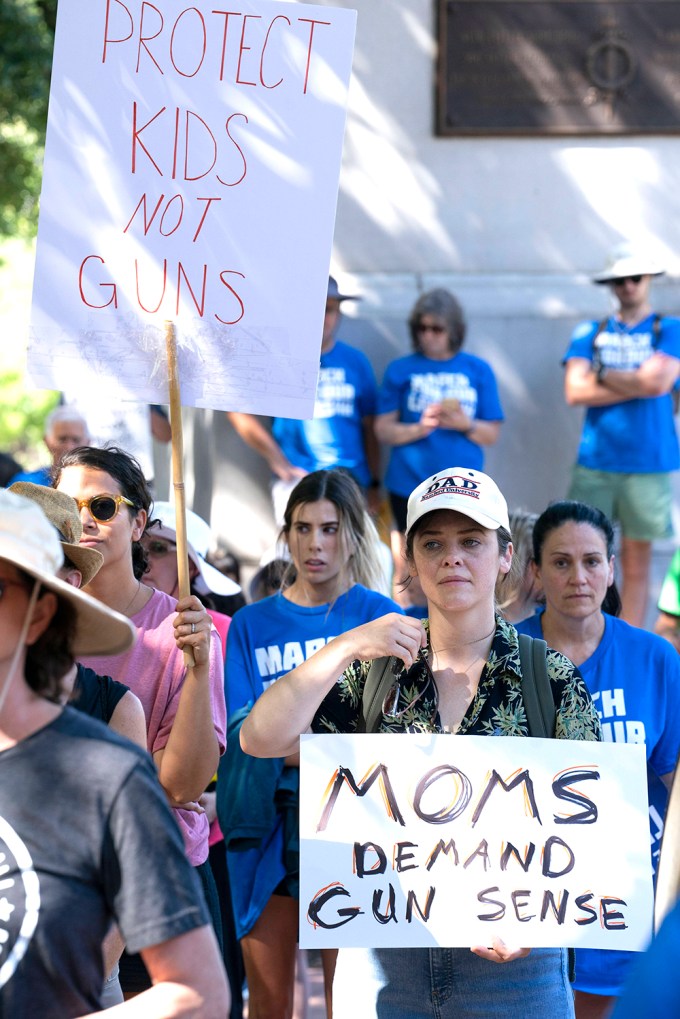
[406,468,510,536]
[592,242,665,284]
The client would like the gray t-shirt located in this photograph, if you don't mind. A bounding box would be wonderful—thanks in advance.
[0,707,209,1017]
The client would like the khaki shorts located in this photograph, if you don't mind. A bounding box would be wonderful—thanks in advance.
[568,465,673,541]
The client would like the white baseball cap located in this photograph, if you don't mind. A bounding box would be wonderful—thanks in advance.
[148,502,241,597]
[406,467,510,536]
[592,242,665,284]
[0,489,136,656]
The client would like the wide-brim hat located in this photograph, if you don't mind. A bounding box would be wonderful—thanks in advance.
[328,275,358,302]
[148,502,241,597]
[592,242,665,283]
[10,481,104,587]
[0,490,135,657]
[406,467,510,536]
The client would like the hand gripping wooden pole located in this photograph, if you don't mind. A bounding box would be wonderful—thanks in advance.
[165,320,195,668]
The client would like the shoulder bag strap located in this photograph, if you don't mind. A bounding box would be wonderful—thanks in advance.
[517,633,571,977]
[518,633,556,739]
[651,314,679,413]
[590,317,609,369]
[358,656,398,734]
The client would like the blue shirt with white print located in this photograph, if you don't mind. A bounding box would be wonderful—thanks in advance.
[563,313,680,472]
[516,609,680,996]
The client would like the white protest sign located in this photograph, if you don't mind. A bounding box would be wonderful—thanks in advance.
[299,734,653,951]
[28,0,356,417]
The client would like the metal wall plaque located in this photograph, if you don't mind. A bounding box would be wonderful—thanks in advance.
[437,0,680,135]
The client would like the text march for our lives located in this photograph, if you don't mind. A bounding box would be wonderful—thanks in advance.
[28,0,356,419]
[299,734,653,951]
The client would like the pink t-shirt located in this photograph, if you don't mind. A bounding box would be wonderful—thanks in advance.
[82,588,226,865]
[206,608,230,848]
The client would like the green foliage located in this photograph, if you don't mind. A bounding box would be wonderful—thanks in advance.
[0,0,56,238]
[0,367,58,465]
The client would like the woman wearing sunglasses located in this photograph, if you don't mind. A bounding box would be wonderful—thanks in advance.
[0,489,229,1017]
[221,468,400,1019]
[375,290,503,607]
[54,445,227,993]
[242,467,601,1019]
[140,501,246,1019]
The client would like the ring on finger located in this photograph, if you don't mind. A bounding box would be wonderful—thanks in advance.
[190,622,196,634]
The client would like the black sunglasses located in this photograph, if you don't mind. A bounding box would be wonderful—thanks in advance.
[612,275,642,286]
[382,649,439,724]
[416,323,447,335]
[73,494,134,522]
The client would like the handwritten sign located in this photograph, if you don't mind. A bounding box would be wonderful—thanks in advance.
[299,734,653,950]
[28,0,356,417]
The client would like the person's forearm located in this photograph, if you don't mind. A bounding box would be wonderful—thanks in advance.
[362,417,381,481]
[599,368,654,398]
[464,420,500,447]
[242,613,427,758]
[374,416,433,447]
[156,663,220,803]
[241,634,358,758]
[85,927,230,1018]
[602,367,669,399]
[564,364,631,407]
[227,411,295,478]
[85,980,227,1018]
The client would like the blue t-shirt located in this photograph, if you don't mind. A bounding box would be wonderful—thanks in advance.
[272,340,378,487]
[8,465,52,487]
[223,584,401,935]
[226,584,400,713]
[378,351,503,498]
[516,610,680,995]
[614,899,680,1017]
[563,314,680,473]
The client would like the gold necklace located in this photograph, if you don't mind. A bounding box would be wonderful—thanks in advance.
[121,580,142,617]
[430,623,496,655]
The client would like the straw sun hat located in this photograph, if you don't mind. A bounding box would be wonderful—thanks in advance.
[0,489,135,657]
[10,481,104,587]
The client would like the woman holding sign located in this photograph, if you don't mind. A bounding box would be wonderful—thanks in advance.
[54,445,227,994]
[242,466,601,1019]
[516,500,680,1019]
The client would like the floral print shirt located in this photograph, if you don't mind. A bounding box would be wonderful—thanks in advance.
[311,614,601,741]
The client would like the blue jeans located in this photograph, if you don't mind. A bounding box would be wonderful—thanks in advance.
[332,947,574,1019]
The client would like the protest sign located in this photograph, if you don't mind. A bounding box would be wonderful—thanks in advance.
[28,0,356,417]
[299,733,653,951]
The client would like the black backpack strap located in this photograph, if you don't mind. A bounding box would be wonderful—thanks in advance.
[589,317,609,373]
[650,314,679,413]
[517,634,569,975]
[517,634,556,738]
[357,656,399,734]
